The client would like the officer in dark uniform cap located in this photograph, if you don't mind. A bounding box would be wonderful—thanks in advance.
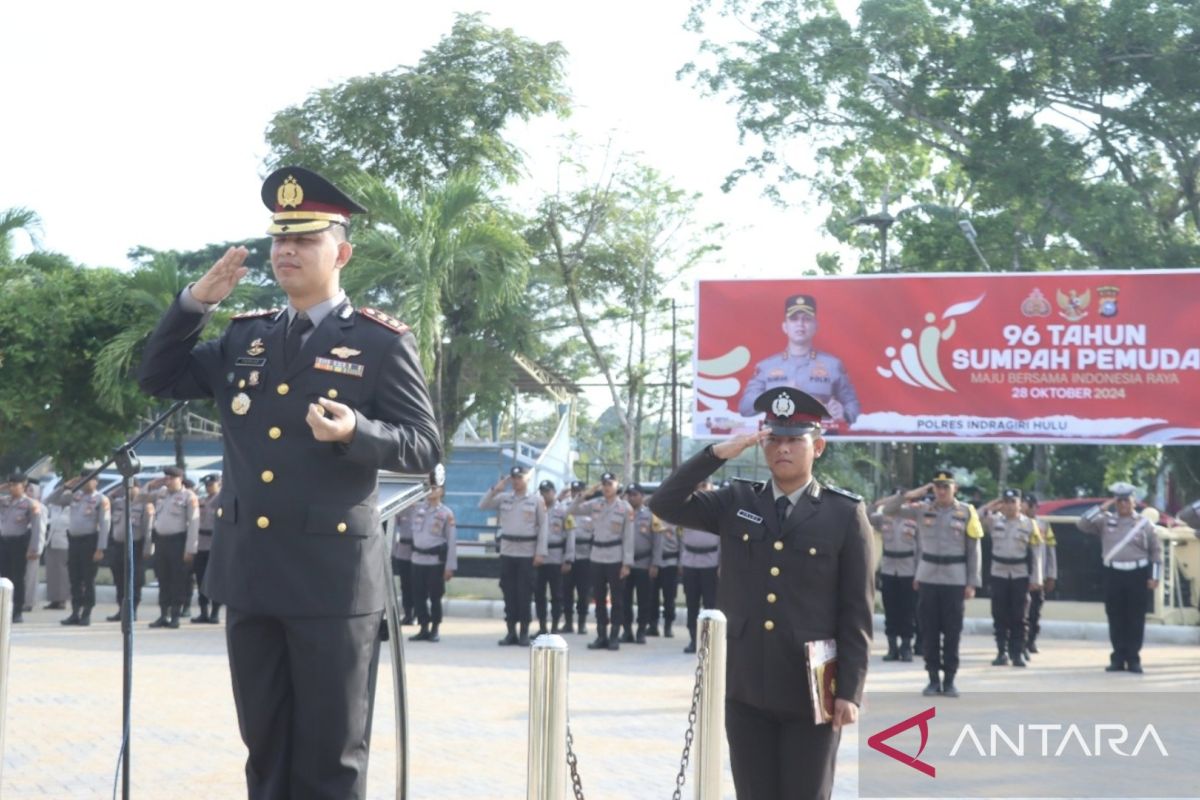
[649,387,873,800]
[138,164,441,800]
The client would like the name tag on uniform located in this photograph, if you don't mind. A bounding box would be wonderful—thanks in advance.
[314,357,365,377]
[235,357,267,367]
[737,509,764,524]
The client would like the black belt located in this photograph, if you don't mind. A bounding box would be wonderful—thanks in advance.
[575,537,593,545]
[635,550,652,560]
[548,542,567,550]
[685,544,718,554]
[592,539,622,549]
[413,544,447,556]
[883,549,915,558]
[921,554,966,565]
[500,534,538,542]
[992,555,1027,565]
[660,553,679,561]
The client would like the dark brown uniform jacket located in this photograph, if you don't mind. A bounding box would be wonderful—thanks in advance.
[648,447,874,714]
[138,295,441,617]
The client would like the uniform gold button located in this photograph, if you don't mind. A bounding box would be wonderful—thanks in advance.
[773,540,784,551]
[268,427,282,440]
[742,533,749,541]
[327,389,338,399]
[764,620,775,631]
[238,379,246,388]
[767,593,777,604]
[261,470,274,483]
[217,508,223,518]
[770,567,781,577]
[257,516,270,529]
[809,547,817,555]
[276,383,290,396]
[337,522,348,533]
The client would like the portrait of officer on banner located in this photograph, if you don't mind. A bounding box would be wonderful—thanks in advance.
[737,293,861,429]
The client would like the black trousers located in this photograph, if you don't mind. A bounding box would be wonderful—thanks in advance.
[412,562,446,625]
[563,558,592,619]
[1027,587,1045,642]
[880,573,917,639]
[67,533,100,610]
[591,561,625,632]
[390,557,414,619]
[726,698,841,800]
[918,583,965,674]
[683,566,719,640]
[499,555,534,626]
[194,547,220,613]
[153,532,187,611]
[990,575,1029,652]
[110,540,147,607]
[0,532,32,616]
[534,562,565,627]
[653,563,679,624]
[226,609,382,800]
[1104,565,1151,665]
[621,566,654,629]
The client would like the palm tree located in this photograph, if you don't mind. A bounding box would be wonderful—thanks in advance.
[0,207,42,265]
[343,171,531,443]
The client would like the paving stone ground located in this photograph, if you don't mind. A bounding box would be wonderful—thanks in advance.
[3,595,1198,799]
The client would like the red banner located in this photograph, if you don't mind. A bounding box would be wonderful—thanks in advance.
[693,271,1200,443]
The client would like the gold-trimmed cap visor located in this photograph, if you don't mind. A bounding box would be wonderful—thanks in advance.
[261,165,366,237]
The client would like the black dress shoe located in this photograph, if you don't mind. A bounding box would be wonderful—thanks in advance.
[586,637,609,650]
[683,641,697,654]
[922,680,941,696]
[646,626,660,637]
[106,612,123,622]
[190,612,211,624]
[44,602,66,610]
[941,681,960,698]
[498,632,519,646]
[606,638,620,651]
[409,629,431,642]
[61,612,81,626]
[620,630,634,643]
[12,614,23,623]
[148,616,169,629]
[1127,661,1144,674]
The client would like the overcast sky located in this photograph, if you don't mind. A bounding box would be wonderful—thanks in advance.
[1,0,854,286]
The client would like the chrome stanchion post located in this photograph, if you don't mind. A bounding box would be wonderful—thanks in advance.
[527,634,569,800]
[694,609,727,800]
[386,539,409,800]
[0,578,14,782]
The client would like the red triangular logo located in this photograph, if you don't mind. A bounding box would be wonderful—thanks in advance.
[867,706,937,777]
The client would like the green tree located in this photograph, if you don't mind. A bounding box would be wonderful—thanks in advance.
[0,207,41,265]
[264,13,570,191]
[341,172,534,445]
[685,0,1200,271]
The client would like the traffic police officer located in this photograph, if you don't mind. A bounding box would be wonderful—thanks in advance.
[146,466,200,629]
[1077,482,1162,673]
[535,479,574,635]
[980,489,1042,667]
[62,471,111,627]
[138,165,441,799]
[408,481,456,643]
[1022,493,1056,654]
[871,491,919,661]
[883,470,983,697]
[0,473,44,623]
[561,479,592,635]
[570,472,634,651]
[480,465,548,646]
[649,387,873,800]
[106,482,155,622]
[737,294,861,426]
[621,483,659,644]
[193,473,222,623]
[649,514,681,637]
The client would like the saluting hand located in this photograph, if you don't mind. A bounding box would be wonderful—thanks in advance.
[191,246,250,305]
[711,429,770,461]
[306,397,357,443]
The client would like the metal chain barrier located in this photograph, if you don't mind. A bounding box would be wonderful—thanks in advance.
[672,623,709,800]
[565,721,587,800]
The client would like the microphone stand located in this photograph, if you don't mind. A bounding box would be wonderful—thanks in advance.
[80,400,188,800]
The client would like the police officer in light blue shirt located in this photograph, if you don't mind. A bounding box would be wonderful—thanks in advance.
[738,294,860,426]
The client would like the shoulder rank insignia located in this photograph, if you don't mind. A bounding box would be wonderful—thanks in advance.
[824,484,863,502]
[231,308,280,321]
[359,307,411,334]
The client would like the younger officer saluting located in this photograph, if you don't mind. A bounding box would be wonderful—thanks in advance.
[650,388,873,800]
[1077,482,1162,673]
[883,470,982,697]
[979,489,1042,667]
[480,466,548,646]
[138,166,441,800]
[570,473,634,651]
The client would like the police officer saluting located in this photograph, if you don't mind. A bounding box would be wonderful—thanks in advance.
[979,489,1042,667]
[883,470,982,697]
[408,479,456,643]
[1022,493,1056,655]
[678,482,721,655]
[561,480,592,635]
[193,474,222,624]
[871,491,919,662]
[143,466,199,629]
[650,388,872,800]
[0,473,44,623]
[480,465,548,646]
[106,482,154,622]
[1077,482,1162,673]
[621,483,658,644]
[536,479,573,636]
[649,513,681,638]
[62,471,111,627]
[138,165,442,799]
[570,472,634,651]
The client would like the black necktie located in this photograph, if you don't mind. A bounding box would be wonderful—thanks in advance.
[284,312,313,366]
[776,495,791,528]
